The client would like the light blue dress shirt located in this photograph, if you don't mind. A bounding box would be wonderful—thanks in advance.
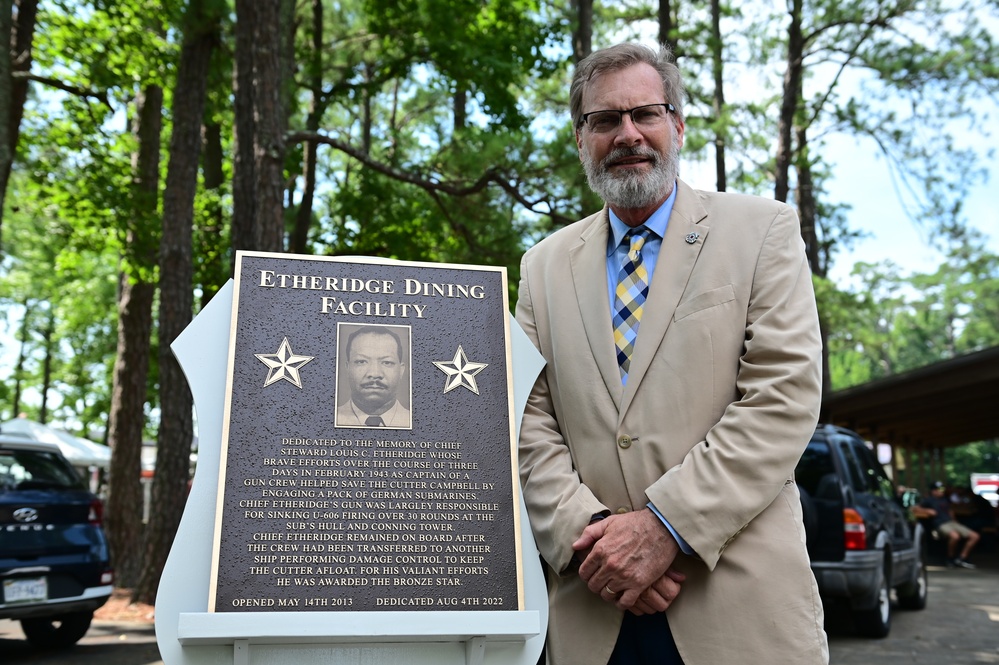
[604,185,676,307]
[603,183,695,557]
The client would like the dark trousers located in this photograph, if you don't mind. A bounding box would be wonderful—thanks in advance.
[607,612,684,665]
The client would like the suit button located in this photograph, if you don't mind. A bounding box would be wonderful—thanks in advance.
[616,507,629,515]
[617,436,632,449]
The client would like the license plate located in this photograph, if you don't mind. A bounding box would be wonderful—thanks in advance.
[3,577,48,605]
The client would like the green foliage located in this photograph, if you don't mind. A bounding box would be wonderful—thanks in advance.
[281,0,574,293]
[26,2,175,280]
[1,0,179,434]
[361,0,559,128]
[193,182,232,297]
[801,0,996,230]
[826,232,999,392]
[0,170,118,427]
[945,441,999,484]
[37,0,177,91]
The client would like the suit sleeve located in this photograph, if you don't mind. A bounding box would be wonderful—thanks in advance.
[516,248,611,574]
[645,204,822,570]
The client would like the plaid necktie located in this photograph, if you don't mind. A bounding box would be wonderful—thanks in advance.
[613,227,652,383]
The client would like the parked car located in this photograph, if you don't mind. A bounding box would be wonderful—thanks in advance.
[795,424,928,638]
[0,434,113,648]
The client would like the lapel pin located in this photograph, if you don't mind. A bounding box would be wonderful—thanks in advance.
[685,232,700,244]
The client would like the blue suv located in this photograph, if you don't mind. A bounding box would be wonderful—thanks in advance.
[0,435,114,648]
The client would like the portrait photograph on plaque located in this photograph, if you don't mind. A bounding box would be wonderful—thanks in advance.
[334,323,413,430]
[208,251,523,614]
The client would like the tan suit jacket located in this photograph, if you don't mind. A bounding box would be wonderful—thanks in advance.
[516,180,828,665]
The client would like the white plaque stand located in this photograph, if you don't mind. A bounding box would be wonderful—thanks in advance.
[155,280,548,665]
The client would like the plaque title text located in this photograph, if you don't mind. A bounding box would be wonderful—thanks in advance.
[257,270,488,319]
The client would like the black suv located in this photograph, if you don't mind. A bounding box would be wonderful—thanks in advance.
[0,435,114,648]
[795,424,927,638]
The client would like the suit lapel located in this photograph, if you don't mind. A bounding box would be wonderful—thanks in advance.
[568,209,625,409]
[620,181,709,418]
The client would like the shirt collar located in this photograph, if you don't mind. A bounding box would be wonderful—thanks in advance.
[607,183,677,255]
[350,399,399,420]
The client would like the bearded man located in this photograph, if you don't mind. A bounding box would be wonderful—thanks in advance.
[515,42,828,665]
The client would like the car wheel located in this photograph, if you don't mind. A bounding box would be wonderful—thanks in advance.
[897,549,929,611]
[853,561,891,638]
[20,611,94,649]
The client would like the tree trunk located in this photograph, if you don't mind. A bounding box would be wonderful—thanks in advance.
[571,0,602,219]
[572,0,592,63]
[10,298,30,418]
[658,0,674,50]
[795,129,819,277]
[200,121,225,304]
[106,275,155,587]
[38,307,53,424]
[290,0,323,255]
[231,0,286,257]
[794,126,831,398]
[134,0,221,606]
[230,0,257,258]
[453,85,467,132]
[710,0,726,192]
[1,0,39,247]
[775,0,803,204]
[362,64,373,154]
[776,0,830,398]
[106,81,162,589]
[253,0,287,253]
[0,0,12,247]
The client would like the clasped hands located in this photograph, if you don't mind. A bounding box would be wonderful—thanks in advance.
[572,508,686,615]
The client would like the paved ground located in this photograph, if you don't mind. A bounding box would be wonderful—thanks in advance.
[1,550,996,664]
[823,553,999,664]
[0,618,161,664]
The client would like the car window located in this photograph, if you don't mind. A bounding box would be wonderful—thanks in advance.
[796,440,836,496]
[0,448,83,492]
[853,442,895,501]
[834,437,868,492]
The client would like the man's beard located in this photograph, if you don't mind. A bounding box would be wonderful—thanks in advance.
[581,142,679,210]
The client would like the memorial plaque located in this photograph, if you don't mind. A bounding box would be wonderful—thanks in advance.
[208,252,523,612]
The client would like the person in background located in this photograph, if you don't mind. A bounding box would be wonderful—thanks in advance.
[919,481,980,568]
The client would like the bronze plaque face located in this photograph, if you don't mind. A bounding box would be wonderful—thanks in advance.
[209,252,522,612]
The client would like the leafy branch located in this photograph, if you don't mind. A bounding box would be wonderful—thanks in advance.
[11,72,112,108]
[287,129,575,226]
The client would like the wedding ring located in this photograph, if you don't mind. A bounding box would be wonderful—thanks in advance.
[604,585,616,595]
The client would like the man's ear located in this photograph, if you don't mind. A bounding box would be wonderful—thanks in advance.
[575,128,583,161]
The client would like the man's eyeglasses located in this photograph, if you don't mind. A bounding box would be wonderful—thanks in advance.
[580,103,676,133]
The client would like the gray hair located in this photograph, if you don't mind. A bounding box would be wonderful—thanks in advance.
[569,43,685,129]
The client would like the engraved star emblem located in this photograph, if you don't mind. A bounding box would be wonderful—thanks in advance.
[254,337,314,388]
[433,345,488,395]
